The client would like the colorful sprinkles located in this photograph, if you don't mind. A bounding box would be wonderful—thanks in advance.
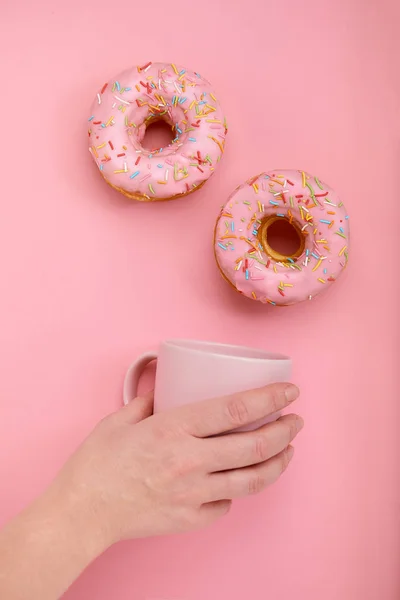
[88,62,227,201]
[214,170,350,306]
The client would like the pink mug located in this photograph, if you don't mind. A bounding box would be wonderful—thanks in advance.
[123,339,292,431]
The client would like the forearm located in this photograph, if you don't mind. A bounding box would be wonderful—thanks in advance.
[0,483,107,600]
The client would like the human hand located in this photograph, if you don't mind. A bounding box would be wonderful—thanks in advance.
[49,383,303,550]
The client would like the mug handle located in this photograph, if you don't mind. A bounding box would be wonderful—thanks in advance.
[123,352,158,405]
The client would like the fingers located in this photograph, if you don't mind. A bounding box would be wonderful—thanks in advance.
[206,446,295,501]
[202,414,303,472]
[114,390,154,425]
[174,383,299,437]
[197,500,232,527]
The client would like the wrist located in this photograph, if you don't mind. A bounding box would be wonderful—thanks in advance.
[0,482,110,600]
[39,478,111,561]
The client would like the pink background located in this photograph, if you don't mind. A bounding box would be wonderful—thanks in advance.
[0,0,399,598]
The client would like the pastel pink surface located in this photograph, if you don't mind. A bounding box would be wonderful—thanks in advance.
[0,2,399,600]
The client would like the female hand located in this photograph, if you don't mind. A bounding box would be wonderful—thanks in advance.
[0,383,303,600]
[52,382,303,547]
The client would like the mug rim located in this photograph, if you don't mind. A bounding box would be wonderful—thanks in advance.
[164,339,290,362]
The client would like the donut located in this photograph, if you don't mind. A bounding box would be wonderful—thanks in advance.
[88,62,227,201]
[214,170,350,306]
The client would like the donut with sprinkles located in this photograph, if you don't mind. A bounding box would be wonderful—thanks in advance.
[88,62,227,201]
[214,170,350,306]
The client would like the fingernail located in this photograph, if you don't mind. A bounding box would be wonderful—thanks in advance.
[285,384,299,403]
[286,445,295,460]
[295,416,304,432]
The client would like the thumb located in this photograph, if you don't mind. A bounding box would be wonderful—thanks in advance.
[115,390,155,425]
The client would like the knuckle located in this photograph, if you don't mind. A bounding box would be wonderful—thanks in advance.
[267,387,282,414]
[248,473,267,495]
[226,396,249,426]
[288,419,299,441]
[151,417,180,441]
[254,435,270,462]
[222,473,235,499]
[168,454,196,478]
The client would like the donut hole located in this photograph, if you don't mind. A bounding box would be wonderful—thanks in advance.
[141,120,174,151]
[266,219,301,256]
[258,217,304,261]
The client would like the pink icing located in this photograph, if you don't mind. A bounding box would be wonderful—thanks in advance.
[88,62,227,200]
[214,170,350,306]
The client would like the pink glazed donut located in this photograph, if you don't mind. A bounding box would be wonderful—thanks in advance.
[88,62,227,201]
[214,170,350,306]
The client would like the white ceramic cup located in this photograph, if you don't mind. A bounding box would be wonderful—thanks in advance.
[123,339,292,431]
